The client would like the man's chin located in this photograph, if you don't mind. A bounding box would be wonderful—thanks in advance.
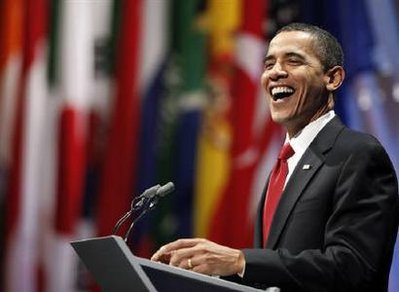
[270,113,290,125]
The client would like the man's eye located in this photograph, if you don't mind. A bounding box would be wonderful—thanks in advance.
[288,58,303,65]
[264,62,274,70]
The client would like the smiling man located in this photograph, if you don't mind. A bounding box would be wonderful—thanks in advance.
[263,24,342,138]
[151,23,399,292]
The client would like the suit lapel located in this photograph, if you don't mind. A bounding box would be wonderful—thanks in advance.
[266,150,323,248]
[265,117,345,248]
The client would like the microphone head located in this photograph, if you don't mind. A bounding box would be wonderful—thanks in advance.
[156,182,175,197]
[142,184,160,198]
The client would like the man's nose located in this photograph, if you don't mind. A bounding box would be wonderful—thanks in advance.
[269,62,288,80]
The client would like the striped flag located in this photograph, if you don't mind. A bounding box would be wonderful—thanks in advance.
[45,0,94,291]
[0,0,24,273]
[131,0,170,257]
[208,0,278,248]
[194,0,241,239]
[145,0,208,248]
[96,0,143,238]
[0,0,23,175]
[79,0,114,243]
[3,0,49,290]
[170,0,207,239]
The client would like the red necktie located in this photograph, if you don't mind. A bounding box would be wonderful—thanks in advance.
[263,143,295,245]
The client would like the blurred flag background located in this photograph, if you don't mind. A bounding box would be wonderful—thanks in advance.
[0,0,398,291]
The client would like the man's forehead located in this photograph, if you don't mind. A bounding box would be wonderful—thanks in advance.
[271,30,314,42]
[266,31,316,57]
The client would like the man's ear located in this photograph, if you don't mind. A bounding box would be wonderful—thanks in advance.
[324,66,345,91]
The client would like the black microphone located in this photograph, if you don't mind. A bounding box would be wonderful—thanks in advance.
[132,182,174,209]
[132,184,161,209]
[112,183,160,235]
[123,182,175,241]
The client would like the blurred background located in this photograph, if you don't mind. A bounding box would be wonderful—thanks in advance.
[0,0,398,291]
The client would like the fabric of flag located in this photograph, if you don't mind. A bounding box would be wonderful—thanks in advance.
[193,0,240,239]
[95,0,142,238]
[130,0,171,258]
[55,0,92,235]
[46,1,94,291]
[0,0,23,173]
[3,0,49,290]
[171,0,208,239]
[139,0,208,250]
[150,0,208,243]
[0,0,24,273]
[208,0,272,248]
[80,0,115,236]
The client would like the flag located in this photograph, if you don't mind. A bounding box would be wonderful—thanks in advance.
[0,0,24,276]
[129,0,171,257]
[170,0,208,239]
[208,0,274,248]
[145,0,208,248]
[0,0,23,178]
[45,0,94,291]
[194,0,240,239]
[96,0,143,239]
[80,0,115,238]
[3,0,49,290]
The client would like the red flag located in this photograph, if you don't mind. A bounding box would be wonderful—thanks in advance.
[96,0,143,238]
[193,0,240,239]
[46,2,99,291]
[209,0,282,248]
[4,0,48,290]
[0,0,23,169]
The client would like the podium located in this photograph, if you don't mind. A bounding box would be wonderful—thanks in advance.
[71,236,265,292]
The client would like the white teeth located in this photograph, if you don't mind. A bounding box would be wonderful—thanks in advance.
[271,86,294,96]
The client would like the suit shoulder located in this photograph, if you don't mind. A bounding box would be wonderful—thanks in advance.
[325,126,395,170]
[336,127,384,152]
[314,117,384,155]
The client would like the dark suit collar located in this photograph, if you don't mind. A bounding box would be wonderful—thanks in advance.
[306,116,345,156]
[265,116,346,248]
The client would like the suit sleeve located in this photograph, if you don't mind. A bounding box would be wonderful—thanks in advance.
[241,142,399,292]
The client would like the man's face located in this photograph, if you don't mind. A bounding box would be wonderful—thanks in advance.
[261,31,331,136]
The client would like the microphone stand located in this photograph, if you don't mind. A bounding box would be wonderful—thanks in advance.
[111,182,175,242]
[112,184,160,236]
[123,196,160,242]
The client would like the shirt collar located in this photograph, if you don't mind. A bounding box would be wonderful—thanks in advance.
[285,110,336,156]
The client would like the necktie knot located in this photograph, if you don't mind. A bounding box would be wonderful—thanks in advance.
[278,143,294,160]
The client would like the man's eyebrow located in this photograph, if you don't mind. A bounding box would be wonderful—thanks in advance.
[285,52,306,60]
[263,52,306,63]
[263,55,274,63]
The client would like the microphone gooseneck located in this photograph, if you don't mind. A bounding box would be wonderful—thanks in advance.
[123,182,175,242]
[111,182,175,241]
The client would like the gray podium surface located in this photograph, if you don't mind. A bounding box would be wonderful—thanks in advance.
[71,236,265,292]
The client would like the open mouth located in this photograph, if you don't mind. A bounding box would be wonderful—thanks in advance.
[270,86,295,101]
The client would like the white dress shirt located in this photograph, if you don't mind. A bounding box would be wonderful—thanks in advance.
[284,110,336,186]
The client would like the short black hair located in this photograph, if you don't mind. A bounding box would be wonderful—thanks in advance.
[276,23,344,71]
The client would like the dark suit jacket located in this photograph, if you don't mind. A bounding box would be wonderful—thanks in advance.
[239,117,399,292]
